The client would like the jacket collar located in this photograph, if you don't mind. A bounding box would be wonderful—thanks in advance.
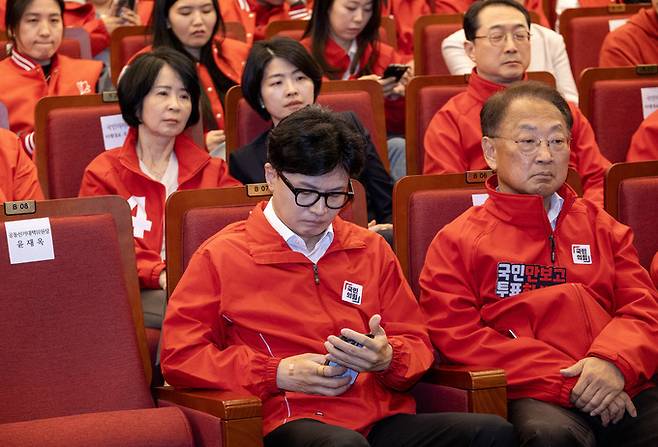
[467,69,529,103]
[245,202,367,264]
[325,37,374,78]
[118,127,211,184]
[10,49,58,72]
[482,175,578,232]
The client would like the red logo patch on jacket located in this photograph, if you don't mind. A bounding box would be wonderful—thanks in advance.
[496,262,567,298]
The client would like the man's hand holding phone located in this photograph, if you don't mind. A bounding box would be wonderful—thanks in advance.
[324,314,393,374]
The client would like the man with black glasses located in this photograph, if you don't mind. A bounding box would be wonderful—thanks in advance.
[161,105,515,447]
[420,82,658,447]
[422,0,610,207]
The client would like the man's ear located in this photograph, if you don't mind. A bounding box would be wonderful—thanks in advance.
[264,163,277,192]
[464,40,476,64]
[482,137,498,171]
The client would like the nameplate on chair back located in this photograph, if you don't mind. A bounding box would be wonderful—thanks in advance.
[4,200,36,216]
[607,3,628,13]
[246,183,272,197]
[465,170,494,184]
[102,91,119,102]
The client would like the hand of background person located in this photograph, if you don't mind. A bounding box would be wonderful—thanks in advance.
[561,357,626,415]
[117,7,141,26]
[158,269,167,290]
[358,74,398,98]
[368,220,393,235]
[324,314,393,373]
[205,130,226,156]
[276,353,352,396]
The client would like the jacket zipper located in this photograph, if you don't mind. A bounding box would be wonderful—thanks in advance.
[312,263,320,285]
[548,233,556,265]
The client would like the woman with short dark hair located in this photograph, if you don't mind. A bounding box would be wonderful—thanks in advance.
[0,0,103,155]
[79,47,239,327]
[229,37,394,229]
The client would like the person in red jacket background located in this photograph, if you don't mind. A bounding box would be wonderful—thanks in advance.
[79,48,239,328]
[0,0,102,155]
[0,128,44,202]
[626,109,658,162]
[599,0,658,67]
[161,104,515,446]
[422,0,610,206]
[420,81,658,446]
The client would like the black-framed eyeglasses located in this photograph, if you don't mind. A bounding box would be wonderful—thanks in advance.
[473,30,531,47]
[278,171,354,209]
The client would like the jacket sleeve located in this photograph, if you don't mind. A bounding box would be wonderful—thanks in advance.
[441,29,474,75]
[83,17,111,56]
[422,106,469,174]
[374,240,434,390]
[626,113,658,162]
[569,104,611,207]
[419,228,580,407]
[215,157,243,187]
[12,135,44,201]
[586,221,658,390]
[78,165,165,289]
[161,248,282,400]
[347,113,393,223]
[599,30,638,68]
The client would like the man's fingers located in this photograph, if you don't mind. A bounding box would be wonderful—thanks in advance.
[600,408,611,427]
[561,359,585,377]
[622,393,638,418]
[585,389,611,414]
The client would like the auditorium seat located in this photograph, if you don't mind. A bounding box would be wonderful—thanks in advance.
[604,160,658,272]
[0,195,262,447]
[579,65,658,162]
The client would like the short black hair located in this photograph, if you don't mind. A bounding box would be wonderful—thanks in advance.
[118,47,201,128]
[5,0,64,37]
[463,0,531,41]
[241,37,323,121]
[481,81,573,137]
[268,105,365,178]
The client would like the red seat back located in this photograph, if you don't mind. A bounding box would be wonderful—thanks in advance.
[34,94,122,199]
[110,26,152,86]
[0,196,152,423]
[560,4,649,83]
[579,66,658,163]
[605,161,658,270]
[413,14,463,76]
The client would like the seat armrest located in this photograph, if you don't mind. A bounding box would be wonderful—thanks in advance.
[421,365,508,419]
[155,387,263,447]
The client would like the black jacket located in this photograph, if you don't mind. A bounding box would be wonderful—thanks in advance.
[228,111,394,223]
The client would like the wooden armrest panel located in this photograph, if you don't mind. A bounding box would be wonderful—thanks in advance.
[154,387,262,420]
[423,366,508,419]
[424,365,506,390]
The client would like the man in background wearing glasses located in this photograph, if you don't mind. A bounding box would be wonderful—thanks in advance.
[161,105,515,447]
[422,0,610,207]
[420,82,658,446]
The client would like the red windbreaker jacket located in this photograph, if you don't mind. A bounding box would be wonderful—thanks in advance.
[599,7,658,68]
[419,177,658,407]
[161,203,434,436]
[0,129,44,202]
[422,70,611,206]
[78,128,240,288]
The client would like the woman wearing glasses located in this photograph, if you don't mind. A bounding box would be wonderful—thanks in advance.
[229,37,394,234]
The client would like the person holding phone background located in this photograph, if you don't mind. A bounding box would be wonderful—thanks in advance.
[161,104,516,447]
[300,0,413,178]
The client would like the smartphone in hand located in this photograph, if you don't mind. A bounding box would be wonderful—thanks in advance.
[382,64,409,82]
[324,334,374,385]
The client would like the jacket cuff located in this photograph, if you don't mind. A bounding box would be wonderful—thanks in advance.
[148,262,166,289]
[375,337,407,389]
[22,132,35,156]
[288,4,310,19]
[263,357,283,397]
[588,351,637,389]
[559,375,579,407]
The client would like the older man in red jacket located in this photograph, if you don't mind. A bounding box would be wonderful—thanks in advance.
[420,81,658,447]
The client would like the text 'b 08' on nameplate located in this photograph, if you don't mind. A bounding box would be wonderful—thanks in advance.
[4,217,55,264]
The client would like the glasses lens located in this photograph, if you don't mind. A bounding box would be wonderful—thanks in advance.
[295,191,321,207]
[326,193,351,209]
